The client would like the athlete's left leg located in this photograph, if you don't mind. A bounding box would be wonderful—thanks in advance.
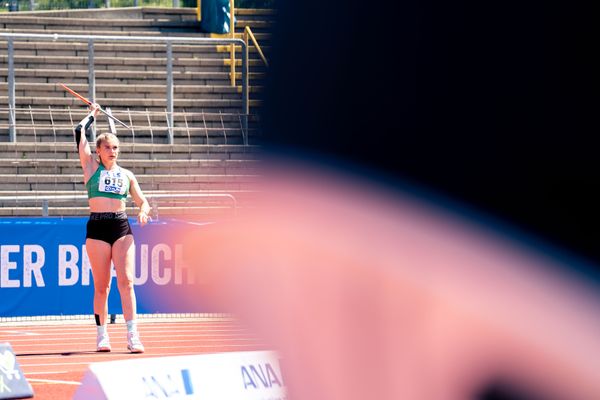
[112,233,144,353]
[112,234,136,321]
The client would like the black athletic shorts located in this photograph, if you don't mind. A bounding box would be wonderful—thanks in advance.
[86,211,133,245]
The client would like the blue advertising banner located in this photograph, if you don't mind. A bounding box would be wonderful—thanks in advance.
[0,217,210,317]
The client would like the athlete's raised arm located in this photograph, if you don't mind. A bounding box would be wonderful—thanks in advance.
[75,103,101,183]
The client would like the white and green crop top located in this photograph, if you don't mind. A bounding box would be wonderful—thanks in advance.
[86,164,130,202]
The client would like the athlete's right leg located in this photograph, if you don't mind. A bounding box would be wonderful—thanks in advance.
[112,234,144,353]
[86,238,113,351]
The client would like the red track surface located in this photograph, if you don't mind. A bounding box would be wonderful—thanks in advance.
[0,319,268,399]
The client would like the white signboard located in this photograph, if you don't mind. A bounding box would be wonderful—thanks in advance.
[0,343,33,399]
[73,350,286,400]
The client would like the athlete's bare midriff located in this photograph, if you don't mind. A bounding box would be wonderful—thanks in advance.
[88,197,126,213]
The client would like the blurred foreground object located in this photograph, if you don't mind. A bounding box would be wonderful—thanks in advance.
[173,160,600,400]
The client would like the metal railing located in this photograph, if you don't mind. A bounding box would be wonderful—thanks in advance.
[0,106,253,146]
[229,0,236,87]
[0,32,250,143]
[243,25,268,67]
[0,193,237,217]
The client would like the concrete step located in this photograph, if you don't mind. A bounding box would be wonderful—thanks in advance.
[0,56,266,74]
[0,41,225,56]
[0,26,271,41]
[0,55,267,74]
[0,45,268,75]
[0,15,196,30]
[0,70,264,87]
[0,40,268,59]
[0,67,231,81]
[7,7,276,26]
[0,130,258,146]
[0,142,262,160]
[4,82,264,100]
[6,136,257,146]
[0,15,271,33]
[0,173,260,184]
[0,173,261,192]
[0,6,269,144]
[12,7,199,21]
[0,27,180,37]
[0,55,268,74]
[0,94,249,108]
[144,6,277,22]
[0,158,261,175]
[234,8,277,18]
[0,82,263,100]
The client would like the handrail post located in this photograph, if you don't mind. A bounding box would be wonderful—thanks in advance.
[8,37,16,142]
[88,39,96,142]
[241,40,248,134]
[229,0,236,87]
[166,41,174,144]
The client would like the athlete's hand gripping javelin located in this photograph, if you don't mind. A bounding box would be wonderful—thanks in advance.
[89,102,102,119]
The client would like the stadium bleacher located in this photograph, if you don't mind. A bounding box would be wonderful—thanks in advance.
[0,5,273,218]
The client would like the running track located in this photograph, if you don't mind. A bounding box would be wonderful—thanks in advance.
[0,318,268,399]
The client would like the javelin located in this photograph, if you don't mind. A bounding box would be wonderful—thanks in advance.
[59,83,131,130]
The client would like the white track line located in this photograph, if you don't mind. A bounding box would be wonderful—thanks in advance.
[17,344,267,360]
[0,328,249,337]
[19,350,254,367]
[5,335,254,344]
[0,325,249,337]
[27,378,81,385]
[25,371,70,375]
[0,326,246,333]
[0,323,242,331]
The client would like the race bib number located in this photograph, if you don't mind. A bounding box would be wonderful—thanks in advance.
[98,169,126,195]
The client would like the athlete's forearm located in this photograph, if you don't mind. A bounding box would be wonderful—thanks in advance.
[75,113,95,150]
[139,200,151,216]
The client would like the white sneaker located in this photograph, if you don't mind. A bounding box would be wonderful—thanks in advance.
[127,331,145,353]
[96,334,111,352]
